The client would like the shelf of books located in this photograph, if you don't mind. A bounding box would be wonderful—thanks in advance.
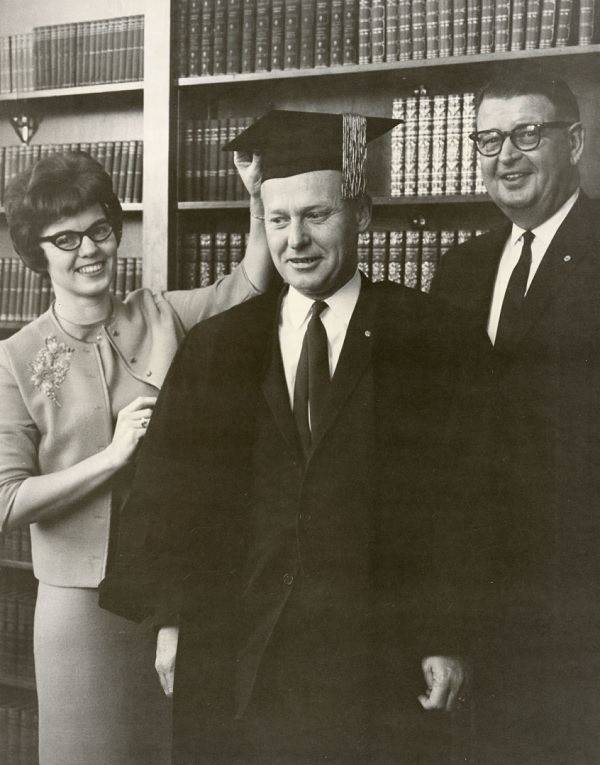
[0,526,37,764]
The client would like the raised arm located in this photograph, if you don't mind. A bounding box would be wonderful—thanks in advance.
[233,151,273,292]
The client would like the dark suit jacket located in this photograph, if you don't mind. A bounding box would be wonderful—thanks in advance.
[100,277,484,759]
[431,192,600,757]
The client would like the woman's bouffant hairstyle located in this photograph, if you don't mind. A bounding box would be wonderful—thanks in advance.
[4,151,123,273]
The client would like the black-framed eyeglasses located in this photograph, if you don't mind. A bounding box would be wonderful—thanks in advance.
[39,220,114,251]
[469,122,575,157]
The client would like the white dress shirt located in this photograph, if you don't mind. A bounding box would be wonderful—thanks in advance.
[487,189,580,344]
[279,270,362,409]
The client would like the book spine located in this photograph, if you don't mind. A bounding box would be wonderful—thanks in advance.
[213,0,228,74]
[416,94,433,196]
[391,98,405,196]
[330,0,345,65]
[579,0,595,44]
[217,119,229,200]
[480,0,495,52]
[228,232,243,270]
[201,0,215,75]
[385,0,399,62]
[431,94,447,196]
[342,0,359,64]
[175,0,190,77]
[425,0,440,58]
[452,0,468,54]
[387,230,404,283]
[371,0,386,63]
[214,232,229,279]
[494,0,512,51]
[315,0,330,67]
[398,0,413,59]
[438,0,453,56]
[105,18,116,83]
[510,0,527,48]
[284,0,302,69]
[371,231,388,281]
[125,258,136,296]
[411,0,427,59]
[538,0,557,47]
[188,0,202,77]
[525,0,542,48]
[124,140,137,203]
[445,92,462,195]
[133,141,143,203]
[466,0,481,53]
[357,231,372,278]
[403,95,418,196]
[255,0,272,72]
[358,0,372,64]
[554,0,572,45]
[272,0,286,68]
[460,92,477,195]
[226,0,243,73]
[199,233,214,286]
[404,230,421,289]
[207,119,220,200]
[420,230,439,292]
[242,0,257,73]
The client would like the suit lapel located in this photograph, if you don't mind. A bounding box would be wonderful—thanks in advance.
[311,276,376,451]
[507,195,596,348]
[260,289,302,454]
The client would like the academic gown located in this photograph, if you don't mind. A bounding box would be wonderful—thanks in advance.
[100,277,487,764]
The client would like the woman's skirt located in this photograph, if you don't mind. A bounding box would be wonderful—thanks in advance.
[34,582,172,765]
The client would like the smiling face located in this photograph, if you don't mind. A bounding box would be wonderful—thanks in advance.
[476,95,584,229]
[39,203,118,307]
[261,170,371,300]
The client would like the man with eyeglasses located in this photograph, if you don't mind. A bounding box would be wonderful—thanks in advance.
[431,70,600,763]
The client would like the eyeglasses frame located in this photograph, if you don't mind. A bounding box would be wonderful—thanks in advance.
[38,220,114,252]
[469,121,577,157]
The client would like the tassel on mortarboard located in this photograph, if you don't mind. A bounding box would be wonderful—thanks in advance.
[342,113,367,200]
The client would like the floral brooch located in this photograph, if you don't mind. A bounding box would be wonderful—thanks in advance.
[28,335,75,408]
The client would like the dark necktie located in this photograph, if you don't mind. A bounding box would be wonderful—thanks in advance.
[495,230,535,348]
[293,301,330,459]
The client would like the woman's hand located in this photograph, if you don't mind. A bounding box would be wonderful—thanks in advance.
[105,396,157,469]
[234,151,263,199]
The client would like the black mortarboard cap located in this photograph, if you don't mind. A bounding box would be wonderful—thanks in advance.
[222,110,402,199]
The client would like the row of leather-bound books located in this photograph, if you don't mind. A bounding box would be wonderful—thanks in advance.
[174,0,597,78]
[0,141,143,207]
[392,91,486,198]
[0,695,38,765]
[0,15,144,94]
[0,591,36,688]
[175,227,487,294]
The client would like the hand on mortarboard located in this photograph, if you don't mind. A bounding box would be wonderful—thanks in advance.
[234,151,263,200]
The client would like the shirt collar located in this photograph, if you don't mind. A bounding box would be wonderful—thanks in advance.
[285,270,362,329]
[509,188,580,250]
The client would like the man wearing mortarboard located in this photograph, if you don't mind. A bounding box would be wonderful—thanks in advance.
[99,110,474,764]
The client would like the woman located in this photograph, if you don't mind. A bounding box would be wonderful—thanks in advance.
[0,150,269,765]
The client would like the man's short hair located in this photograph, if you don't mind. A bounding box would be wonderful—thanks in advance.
[475,69,580,122]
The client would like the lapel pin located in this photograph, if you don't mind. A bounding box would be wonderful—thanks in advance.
[563,255,572,262]
[365,330,372,338]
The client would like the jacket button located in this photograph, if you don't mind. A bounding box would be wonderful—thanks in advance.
[146,370,152,377]
[283,573,294,585]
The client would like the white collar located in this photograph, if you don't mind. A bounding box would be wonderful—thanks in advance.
[285,270,362,329]
[509,188,580,250]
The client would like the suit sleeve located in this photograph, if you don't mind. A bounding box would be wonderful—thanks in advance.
[99,325,214,624]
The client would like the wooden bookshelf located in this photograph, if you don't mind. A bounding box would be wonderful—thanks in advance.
[0,80,143,102]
